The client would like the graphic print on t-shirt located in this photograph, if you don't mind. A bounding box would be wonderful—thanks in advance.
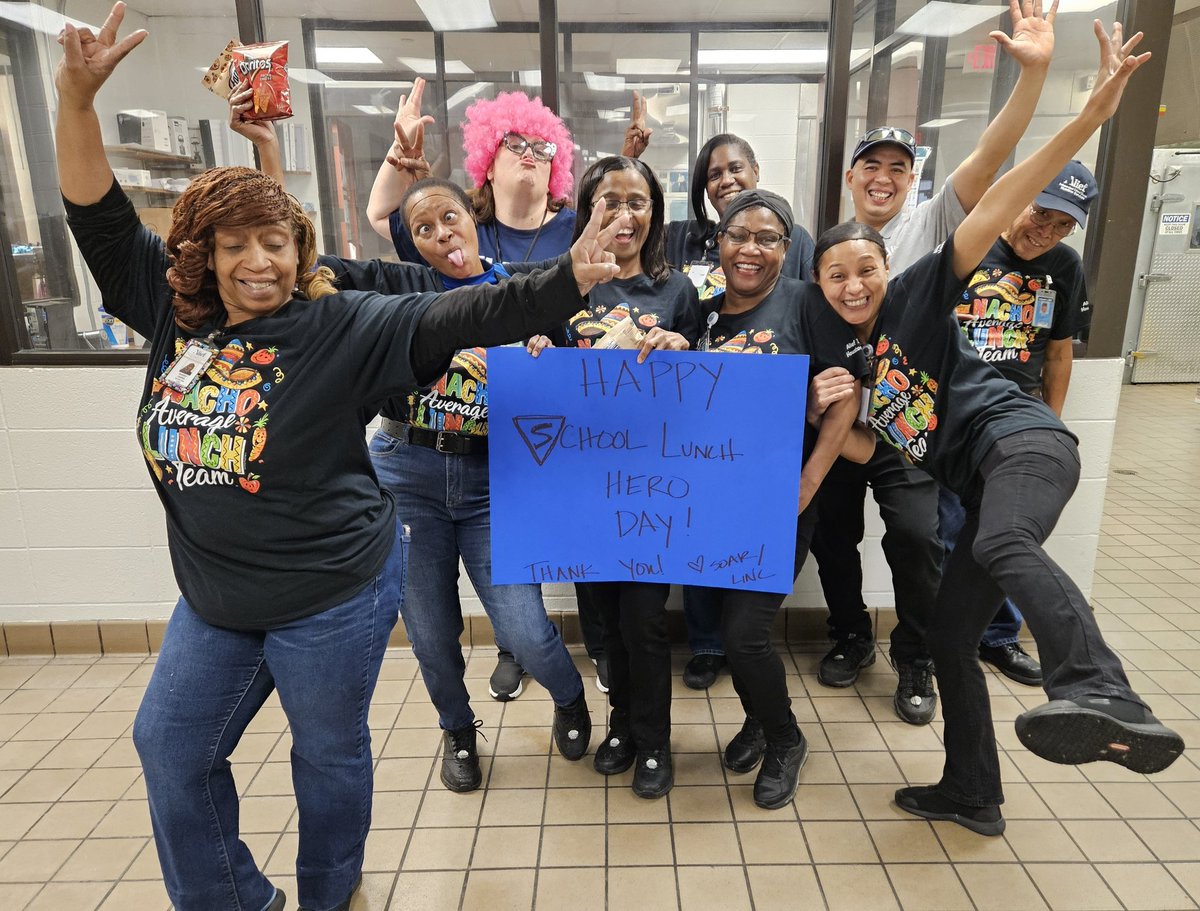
[408,347,489,436]
[567,303,659,347]
[139,337,279,494]
[956,267,1051,365]
[709,323,780,355]
[868,336,939,463]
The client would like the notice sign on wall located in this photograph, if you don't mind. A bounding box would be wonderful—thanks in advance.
[487,347,809,594]
[1160,213,1191,235]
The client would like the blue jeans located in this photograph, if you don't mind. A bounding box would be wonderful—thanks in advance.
[938,486,1024,647]
[133,527,405,911]
[682,585,724,656]
[369,429,583,729]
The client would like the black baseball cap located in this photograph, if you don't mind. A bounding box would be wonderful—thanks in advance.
[851,127,917,166]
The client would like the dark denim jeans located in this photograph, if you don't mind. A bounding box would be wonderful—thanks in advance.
[811,446,942,663]
[369,430,583,729]
[717,508,819,743]
[938,486,1025,647]
[133,526,405,911]
[577,581,672,750]
[931,429,1141,806]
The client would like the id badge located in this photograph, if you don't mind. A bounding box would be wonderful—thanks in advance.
[685,260,712,289]
[161,338,216,393]
[1033,289,1056,329]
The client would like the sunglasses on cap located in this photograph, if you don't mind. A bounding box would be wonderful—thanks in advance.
[852,127,917,164]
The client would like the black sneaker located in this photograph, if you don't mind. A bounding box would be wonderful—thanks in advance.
[489,651,526,701]
[817,634,876,687]
[440,721,483,792]
[979,642,1043,686]
[753,728,808,810]
[1015,696,1185,774]
[266,888,286,911]
[591,655,610,694]
[894,785,1004,836]
[298,875,361,911]
[893,658,937,726]
[682,653,726,690]
[632,748,673,799]
[593,711,636,775]
[553,692,592,761]
[723,716,767,774]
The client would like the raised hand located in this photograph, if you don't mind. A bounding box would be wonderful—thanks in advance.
[229,85,277,147]
[55,2,147,107]
[570,199,625,295]
[990,0,1057,72]
[1083,19,1151,124]
[385,76,436,174]
[621,90,653,159]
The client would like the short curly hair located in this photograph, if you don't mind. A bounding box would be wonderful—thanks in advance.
[165,167,334,330]
[461,91,574,202]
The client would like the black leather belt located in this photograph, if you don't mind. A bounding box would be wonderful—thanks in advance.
[379,417,487,455]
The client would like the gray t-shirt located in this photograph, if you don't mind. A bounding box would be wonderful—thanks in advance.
[879,176,968,273]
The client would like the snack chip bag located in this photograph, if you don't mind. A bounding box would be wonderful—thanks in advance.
[201,39,237,99]
[228,40,292,121]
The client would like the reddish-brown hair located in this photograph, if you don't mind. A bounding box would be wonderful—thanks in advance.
[165,167,334,330]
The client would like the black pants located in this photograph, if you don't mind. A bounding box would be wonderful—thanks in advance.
[932,429,1141,805]
[714,507,819,745]
[811,446,942,663]
[576,581,671,750]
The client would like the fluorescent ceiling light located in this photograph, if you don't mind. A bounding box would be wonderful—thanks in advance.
[446,81,493,110]
[698,49,827,66]
[0,2,95,37]
[315,47,382,65]
[920,117,965,128]
[896,3,1000,38]
[616,58,681,75]
[893,41,925,61]
[416,0,496,31]
[353,104,392,115]
[325,80,413,90]
[519,70,541,87]
[584,72,626,92]
[397,57,474,75]
[666,103,689,118]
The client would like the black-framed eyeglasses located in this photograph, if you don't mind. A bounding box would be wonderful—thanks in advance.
[500,132,556,162]
[1029,205,1078,237]
[720,226,789,250]
[593,195,652,214]
[859,126,916,147]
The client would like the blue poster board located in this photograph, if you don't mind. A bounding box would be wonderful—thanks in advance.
[488,347,809,595]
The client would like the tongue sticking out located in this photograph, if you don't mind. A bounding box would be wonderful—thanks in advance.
[447,249,465,268]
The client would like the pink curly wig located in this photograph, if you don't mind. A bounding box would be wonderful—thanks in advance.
[462,91,575,201]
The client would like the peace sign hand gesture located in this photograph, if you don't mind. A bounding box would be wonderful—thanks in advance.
[385,76,436,175]
[569,199,626,296]
[621,90,653,158]
[55,2,147,108]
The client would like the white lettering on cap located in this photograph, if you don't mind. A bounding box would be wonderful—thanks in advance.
[1057,175,1090,200]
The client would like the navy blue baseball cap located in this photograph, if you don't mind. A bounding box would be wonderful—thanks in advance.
[1036,160,1098,228]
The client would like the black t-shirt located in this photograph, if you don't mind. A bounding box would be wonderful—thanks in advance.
[65,185,450,630]
[801,235,1072,495]
[665,219,816,283]
[506,263,704,350]
[956,237,1090,395]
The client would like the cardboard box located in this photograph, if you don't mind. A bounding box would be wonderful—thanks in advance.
[117,109,171,153]
[167,116,190,157]
[113,167,152,188]
[139,207,175,239]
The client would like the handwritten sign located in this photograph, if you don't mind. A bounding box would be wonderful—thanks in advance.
[487,347,809,594]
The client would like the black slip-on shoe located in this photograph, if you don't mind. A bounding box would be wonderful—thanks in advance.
[894,785,1005,836]
[1015,697,1184,774]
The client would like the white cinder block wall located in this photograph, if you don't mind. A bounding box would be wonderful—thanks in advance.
[0,360,1124,624]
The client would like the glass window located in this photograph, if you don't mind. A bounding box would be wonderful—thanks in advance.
[1,0,242,358]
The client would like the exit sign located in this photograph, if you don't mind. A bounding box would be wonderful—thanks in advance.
[964,43,996,73]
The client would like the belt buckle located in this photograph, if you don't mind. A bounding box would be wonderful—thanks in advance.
[435,431,454,454]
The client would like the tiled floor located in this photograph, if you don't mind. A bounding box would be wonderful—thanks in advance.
[2,383,1199,911]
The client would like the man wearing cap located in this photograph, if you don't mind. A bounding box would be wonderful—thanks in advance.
[810,0,1058,724]
[939,160,1096,686]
